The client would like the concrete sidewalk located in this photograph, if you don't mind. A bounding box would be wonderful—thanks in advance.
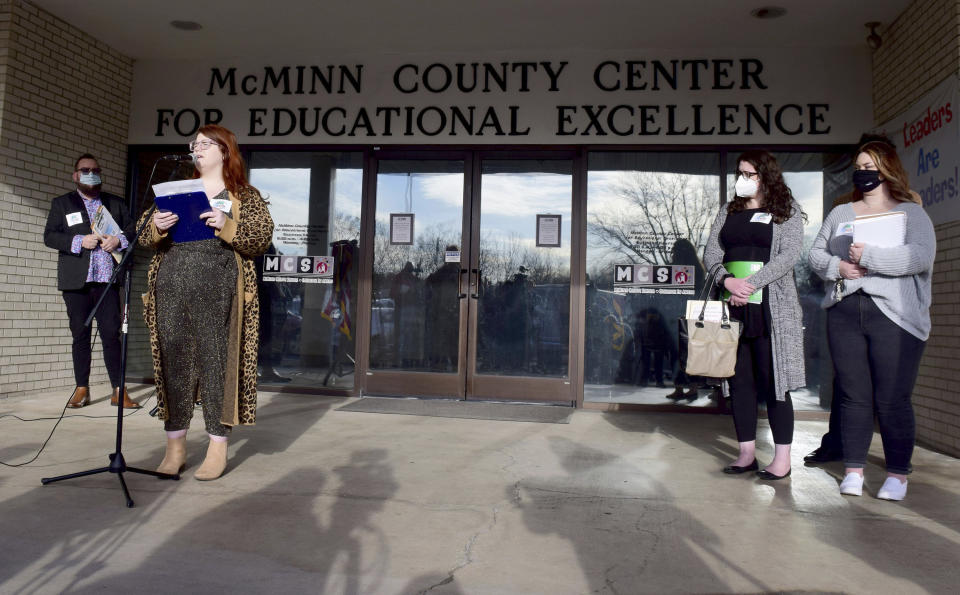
[1,383,958,594]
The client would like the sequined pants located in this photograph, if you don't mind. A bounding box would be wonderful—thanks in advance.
[156,239,237,436]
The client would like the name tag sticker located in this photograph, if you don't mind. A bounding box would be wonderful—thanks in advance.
[209,198,232,213]
[750,212,773,224]
[66,212,83,226]
[836,222,854,236]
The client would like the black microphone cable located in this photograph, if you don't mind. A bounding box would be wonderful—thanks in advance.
[0,388,157,467]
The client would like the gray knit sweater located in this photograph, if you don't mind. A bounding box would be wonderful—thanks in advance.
[808,202,936,340]
[704,201,807,401]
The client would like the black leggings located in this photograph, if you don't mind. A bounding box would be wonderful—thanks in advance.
[729,334,794,444]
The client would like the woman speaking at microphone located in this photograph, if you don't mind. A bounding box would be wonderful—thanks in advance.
[140,124,273,481]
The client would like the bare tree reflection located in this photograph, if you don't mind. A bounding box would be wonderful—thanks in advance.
[589,172,719,280]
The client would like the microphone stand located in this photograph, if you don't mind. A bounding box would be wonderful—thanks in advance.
[42,156,190,507]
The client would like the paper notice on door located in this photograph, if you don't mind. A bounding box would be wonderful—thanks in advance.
[390,213,414,245]
[536,214,561,247]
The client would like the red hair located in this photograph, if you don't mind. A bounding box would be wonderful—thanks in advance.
[193,124,250,197]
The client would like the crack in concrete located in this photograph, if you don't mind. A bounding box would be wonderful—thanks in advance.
[421,496,507,593]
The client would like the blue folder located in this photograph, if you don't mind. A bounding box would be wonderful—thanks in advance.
[154,191,216,243]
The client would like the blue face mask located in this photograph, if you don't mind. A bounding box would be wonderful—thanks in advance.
[78,172,102,186]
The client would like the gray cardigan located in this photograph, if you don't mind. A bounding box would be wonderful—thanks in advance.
[703,201,807,401]
[807,202,935,340]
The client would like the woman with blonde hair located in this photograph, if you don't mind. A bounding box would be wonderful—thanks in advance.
[809,141,935,500]
[140,124,274,480]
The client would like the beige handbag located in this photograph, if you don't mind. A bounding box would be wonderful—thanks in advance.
[682,267,742,378]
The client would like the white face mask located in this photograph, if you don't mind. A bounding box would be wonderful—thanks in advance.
[78,172,102,186]
[735,175,758,198]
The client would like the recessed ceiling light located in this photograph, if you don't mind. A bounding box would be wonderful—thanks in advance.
[170,20,203,31]
[750,6,787,19]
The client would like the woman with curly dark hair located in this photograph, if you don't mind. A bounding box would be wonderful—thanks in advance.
[704,150,806,480]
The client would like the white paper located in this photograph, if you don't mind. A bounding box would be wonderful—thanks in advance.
[685,300,725,323]
[853,211,906,247]
[537,214,561,247]
[153,178,205,197]
[390,214,413,244]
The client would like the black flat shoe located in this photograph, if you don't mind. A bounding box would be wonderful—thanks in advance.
[803,448,841,464]
[665,387,685,400]
[756,468,791,480]
[723,460,759,474]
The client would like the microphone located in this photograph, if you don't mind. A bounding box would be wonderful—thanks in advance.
[161,153,196,162]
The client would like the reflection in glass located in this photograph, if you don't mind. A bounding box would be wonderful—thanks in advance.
[249,152,363,388]
[585,152,721,405]
[476,160,572,377]
[370,161,464,372]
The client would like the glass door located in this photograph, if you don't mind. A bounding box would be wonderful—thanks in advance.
[468,157,574,402]
[364,151,575,403]
[365,154,470,397]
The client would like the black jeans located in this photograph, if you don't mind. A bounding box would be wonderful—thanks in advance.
[62,283,123,387]
[827,292,925,474]
[729,334,794,444]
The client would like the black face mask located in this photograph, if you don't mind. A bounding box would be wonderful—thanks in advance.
[853,169,883,193]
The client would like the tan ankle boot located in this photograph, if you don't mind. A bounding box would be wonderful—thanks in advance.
[67,386,90,408]
[156,436,187,475]
[194,439,228,481]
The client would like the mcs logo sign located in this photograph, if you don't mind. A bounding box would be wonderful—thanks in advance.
[263,255,334,277]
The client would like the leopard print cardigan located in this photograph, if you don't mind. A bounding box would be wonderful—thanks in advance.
[139,186,274,425]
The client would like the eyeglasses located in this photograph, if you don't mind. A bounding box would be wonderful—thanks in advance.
[737,170,760,180]
[188,139,220,151]
[76,167,102,175]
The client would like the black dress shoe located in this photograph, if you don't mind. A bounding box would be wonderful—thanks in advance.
[665,387,685,400]
[723,460,759,474]
[803,448,841,464]
[756,468,791,480]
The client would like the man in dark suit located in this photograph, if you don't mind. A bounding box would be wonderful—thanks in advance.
[43,154,140,408]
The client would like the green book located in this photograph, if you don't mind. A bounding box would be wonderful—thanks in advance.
[722,261,763,304]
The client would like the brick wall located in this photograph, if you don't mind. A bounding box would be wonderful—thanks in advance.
[0,0,132,398]
[873,0,960,457]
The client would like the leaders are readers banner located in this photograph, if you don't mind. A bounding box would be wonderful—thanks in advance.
[877,75,960,225]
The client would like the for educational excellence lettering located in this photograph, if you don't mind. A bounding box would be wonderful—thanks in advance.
[248,105,530,137]
[154,58,835,139]
[555,103,831,136]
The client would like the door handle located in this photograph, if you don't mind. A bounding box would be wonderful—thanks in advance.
[457,268,468,299]
[470,268,482,299]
